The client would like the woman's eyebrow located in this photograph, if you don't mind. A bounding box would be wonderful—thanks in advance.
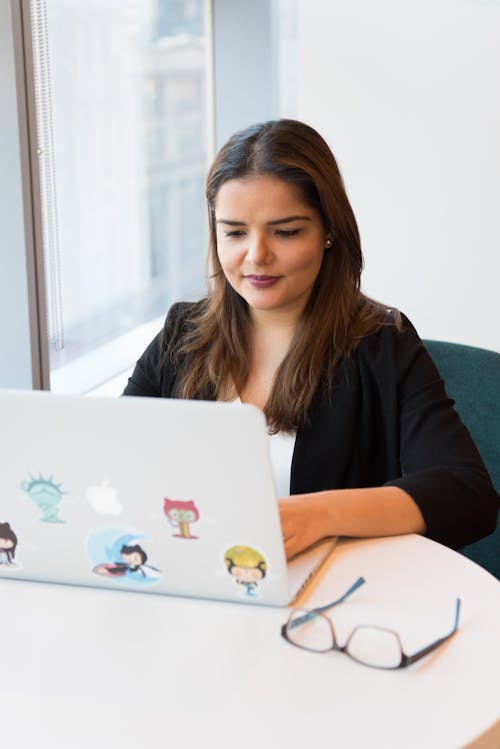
[268,215,311,225]
[216,215,311,226]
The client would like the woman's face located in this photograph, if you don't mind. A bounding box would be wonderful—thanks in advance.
[215,175,328,323]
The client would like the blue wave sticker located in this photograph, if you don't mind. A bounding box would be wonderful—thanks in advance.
[87,527,161,587]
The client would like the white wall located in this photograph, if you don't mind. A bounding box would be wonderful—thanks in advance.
[296,0,500,351]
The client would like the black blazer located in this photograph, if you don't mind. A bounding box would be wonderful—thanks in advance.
[123,302,499,550]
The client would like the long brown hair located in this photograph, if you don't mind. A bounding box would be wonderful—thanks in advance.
[168,119,395,432]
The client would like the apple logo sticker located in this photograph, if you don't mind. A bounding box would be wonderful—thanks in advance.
[86,480,124,516]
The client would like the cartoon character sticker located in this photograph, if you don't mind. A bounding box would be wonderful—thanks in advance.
[21,474,68,523]
[87,528,161,587]
[224,545,268,598]
[163,498,199,539]
[0,522,18,566]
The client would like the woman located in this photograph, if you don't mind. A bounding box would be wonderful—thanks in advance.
[124,119,498,559]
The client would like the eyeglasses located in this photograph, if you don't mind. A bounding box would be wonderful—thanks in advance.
[281,577,461,669]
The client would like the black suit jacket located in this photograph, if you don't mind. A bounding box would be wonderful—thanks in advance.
[123,302,499,550]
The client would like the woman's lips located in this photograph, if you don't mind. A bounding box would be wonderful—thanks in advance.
[245,274,281,288]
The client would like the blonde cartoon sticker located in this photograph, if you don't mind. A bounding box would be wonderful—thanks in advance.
[21,474,68,523]
[87,527,161,587]
[224,545,268,599]
[163,498,200,539]
[0,522,18,567]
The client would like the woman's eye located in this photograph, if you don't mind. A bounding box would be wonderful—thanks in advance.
[225,230,246,238]
[275,228,300,237]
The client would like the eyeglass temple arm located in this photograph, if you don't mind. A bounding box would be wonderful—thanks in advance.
[282,577,366,635]
[311,577,366,614]
[402,598,461,667]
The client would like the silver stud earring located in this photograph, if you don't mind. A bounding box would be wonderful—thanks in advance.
[325,238,333,249]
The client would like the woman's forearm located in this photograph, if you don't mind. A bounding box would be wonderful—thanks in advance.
[279,486,427,560]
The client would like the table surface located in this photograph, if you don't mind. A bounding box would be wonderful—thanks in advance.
[1,533,499,749]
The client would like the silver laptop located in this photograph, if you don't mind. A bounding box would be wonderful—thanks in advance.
[0,389,336,606]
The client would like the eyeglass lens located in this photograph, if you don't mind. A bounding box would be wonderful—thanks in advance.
[346,627,402,668]
[287,610,333,652]
[287,610,404,668]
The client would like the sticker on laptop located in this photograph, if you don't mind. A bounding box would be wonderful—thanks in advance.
[224,545,268,599]
[0,522,19,568]
[87,527,161,586]
[163,498,200,539]
[21,473,68,524]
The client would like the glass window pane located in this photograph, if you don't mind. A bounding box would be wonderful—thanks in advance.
[276,0,297,118]
[30,0,208,393]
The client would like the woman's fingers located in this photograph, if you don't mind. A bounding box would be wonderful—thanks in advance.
[279,496,313,559]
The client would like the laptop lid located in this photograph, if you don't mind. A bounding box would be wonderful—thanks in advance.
[0,389,334,606]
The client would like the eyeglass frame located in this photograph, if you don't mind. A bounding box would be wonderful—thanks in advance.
[281,577,461,670]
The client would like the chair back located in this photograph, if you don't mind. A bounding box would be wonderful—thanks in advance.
[423,339,500,579]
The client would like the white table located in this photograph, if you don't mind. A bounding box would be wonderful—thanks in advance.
[1,534,499,749]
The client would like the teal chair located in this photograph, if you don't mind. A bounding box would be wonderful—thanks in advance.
[423,339,500,579]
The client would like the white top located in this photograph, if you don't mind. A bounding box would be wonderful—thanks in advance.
[230,395,296,497]
[268,429,296,497]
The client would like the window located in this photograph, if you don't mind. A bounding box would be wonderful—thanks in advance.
[30,0,209,394]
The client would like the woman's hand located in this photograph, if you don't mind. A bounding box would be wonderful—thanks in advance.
[278,486,426,561]
[278,493,334,560]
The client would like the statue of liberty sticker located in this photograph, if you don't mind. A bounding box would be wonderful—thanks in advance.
[21,474,68,523]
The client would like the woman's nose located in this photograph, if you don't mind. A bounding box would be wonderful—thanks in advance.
[246,233,272,264]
